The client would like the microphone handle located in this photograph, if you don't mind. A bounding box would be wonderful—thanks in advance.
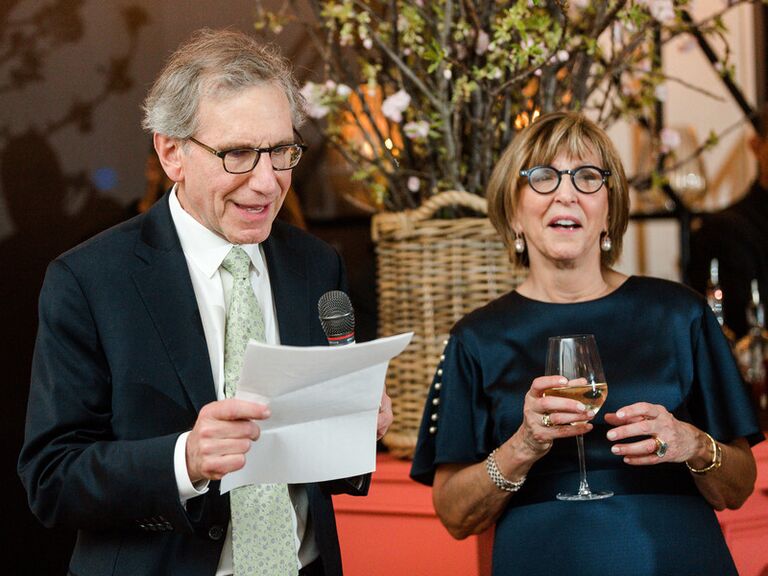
[326,332,355,346]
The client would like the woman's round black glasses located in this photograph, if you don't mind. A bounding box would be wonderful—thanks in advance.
[188,135,307,173]
[520,165,611,194]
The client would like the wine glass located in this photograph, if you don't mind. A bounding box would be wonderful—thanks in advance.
[544,334,613,501]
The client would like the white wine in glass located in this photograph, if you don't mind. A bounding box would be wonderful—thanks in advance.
[545,383,608,423]
[544,334,613,501]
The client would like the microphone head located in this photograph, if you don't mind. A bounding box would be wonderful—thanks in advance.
[318,290,355,343]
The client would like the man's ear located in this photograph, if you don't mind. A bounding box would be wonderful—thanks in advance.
[153,133,184,182]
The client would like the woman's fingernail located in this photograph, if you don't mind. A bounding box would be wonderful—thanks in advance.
[559,377,568,385]
[616,411,625,418]
[586,410,596,417]
[607,431,617,440]
[611,445,620,454]
[576,403,586,411]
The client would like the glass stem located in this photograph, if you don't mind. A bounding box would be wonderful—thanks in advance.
[575,434,592,496]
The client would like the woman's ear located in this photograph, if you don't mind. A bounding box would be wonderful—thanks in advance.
[153,133,184,182]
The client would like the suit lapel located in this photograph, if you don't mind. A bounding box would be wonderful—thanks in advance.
[263,226,310,346]
[131,195,217,412]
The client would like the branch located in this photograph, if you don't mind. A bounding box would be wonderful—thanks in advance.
[350,0,442,108]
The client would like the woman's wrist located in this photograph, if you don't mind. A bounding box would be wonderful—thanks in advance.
[686,431,722,474]
[486,448,526,492]
[498,430,548,472]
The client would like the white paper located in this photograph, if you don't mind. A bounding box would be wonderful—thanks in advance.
[219,332,413,492]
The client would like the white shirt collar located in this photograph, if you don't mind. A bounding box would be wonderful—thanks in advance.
[168,186,266,278]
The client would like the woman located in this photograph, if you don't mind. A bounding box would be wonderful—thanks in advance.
[410,111,763,575]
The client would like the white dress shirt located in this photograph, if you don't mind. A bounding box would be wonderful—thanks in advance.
[167,188,317,574]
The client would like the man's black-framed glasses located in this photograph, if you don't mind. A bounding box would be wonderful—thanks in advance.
[188,134,307,173]
[519,165,611,195]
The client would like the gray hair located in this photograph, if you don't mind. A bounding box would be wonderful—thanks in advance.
[142,28,306,138]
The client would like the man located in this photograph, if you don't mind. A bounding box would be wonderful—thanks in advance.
[688,117,768,339]
[18,29,392,576]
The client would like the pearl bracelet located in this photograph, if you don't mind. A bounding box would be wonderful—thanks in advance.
[485,448,526,492]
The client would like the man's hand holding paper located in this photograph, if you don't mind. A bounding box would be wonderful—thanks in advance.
[219,332,412,492]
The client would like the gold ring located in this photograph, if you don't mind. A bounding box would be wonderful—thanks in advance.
[654,437,668,458]
[541,413,553,428]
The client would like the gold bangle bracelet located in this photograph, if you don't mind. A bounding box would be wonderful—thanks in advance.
[685,432,722,474]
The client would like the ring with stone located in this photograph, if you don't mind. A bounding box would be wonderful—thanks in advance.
[654,437,668,458]
[541,413,553,428]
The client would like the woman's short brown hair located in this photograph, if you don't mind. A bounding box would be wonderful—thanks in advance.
[487,111,630,267]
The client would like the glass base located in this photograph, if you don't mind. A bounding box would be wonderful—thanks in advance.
[556,490,613,501]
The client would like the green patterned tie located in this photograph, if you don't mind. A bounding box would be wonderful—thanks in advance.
[221,246,298,576]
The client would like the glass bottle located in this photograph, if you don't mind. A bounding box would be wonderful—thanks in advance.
[735,279,768,428]
[706,258,736,344]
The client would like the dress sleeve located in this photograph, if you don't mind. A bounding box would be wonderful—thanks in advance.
[410,333,493,486]
[689,303,764,446]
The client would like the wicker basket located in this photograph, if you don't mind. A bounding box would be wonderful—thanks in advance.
[372,190,527,459]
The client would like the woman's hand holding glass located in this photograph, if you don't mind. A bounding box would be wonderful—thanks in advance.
[521,374,596,454]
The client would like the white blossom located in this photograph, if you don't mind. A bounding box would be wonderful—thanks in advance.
[660,127,681,153]
[407,176,421,192]
[381,89,411,123]
[643,0,675,24]
[404,120,430,140]
[363,37,373,50]
[475,31,490,55]
[336,84,352,97]
[443,68,453,80]
[612,22,624,44]
[654,84,667,102]
[300,81,330,119]
[557,50,569,63]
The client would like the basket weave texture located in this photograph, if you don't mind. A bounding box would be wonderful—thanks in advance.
[372,190,527,459]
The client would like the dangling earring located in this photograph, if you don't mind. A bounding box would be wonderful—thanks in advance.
[600,233,612,252]
[514,232,526,254]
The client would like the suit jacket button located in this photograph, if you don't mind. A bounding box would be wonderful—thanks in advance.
[208,525,224,541]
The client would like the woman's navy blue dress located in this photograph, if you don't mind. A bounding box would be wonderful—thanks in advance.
[411,276,764,576]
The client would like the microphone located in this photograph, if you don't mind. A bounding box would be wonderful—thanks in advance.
[318,290,356,346]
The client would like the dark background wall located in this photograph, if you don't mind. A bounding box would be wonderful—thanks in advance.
[1,2,374,573]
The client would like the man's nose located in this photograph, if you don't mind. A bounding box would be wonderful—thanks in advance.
[247,155,281,193]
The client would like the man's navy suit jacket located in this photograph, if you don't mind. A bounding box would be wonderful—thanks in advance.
[18,193,368,576]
